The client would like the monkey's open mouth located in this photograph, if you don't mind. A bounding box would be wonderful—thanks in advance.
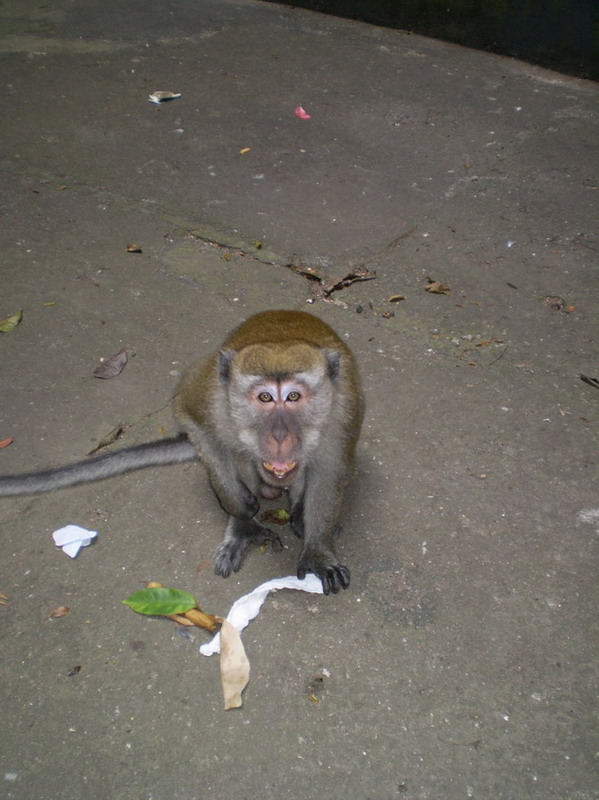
[262,461,297,481]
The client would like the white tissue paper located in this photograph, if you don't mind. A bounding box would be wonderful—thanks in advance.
[52,524,98,558]
[200,574,324,656]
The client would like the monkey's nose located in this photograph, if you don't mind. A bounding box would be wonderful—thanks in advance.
[271,414,289,443]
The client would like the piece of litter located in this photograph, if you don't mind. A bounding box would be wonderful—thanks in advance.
[52,525,98,558]
[148,91,182,104]
[200,574,323,656]
[220,619,250,710]
[294,106,311,120]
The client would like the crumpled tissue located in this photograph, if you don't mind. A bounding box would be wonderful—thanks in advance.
[200,574,324,656]
[52,524,98,558]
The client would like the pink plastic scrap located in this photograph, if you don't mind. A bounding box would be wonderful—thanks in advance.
[294,106,311,120]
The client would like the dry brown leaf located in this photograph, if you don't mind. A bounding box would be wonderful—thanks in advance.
[165,612,195,626]
[126,243,143,253]
[182,607,220,632]
[220,619,250,710]
[49,605,70,619]
[0,437,14,449]
[425,279,451,294]
[93,349,128,379]
[388,294,405,303]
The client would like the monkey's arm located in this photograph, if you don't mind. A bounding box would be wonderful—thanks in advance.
[0,435,197,496]
[292,459,353,595]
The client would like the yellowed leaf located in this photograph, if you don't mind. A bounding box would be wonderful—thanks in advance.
[0,309,23,332]
[220,619,250,710]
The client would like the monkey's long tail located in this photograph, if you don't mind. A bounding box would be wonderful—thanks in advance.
[0,435,198,497]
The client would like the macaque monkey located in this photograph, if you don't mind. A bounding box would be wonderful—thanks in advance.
[0,310,364,593]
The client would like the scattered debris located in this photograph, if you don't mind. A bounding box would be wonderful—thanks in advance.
[0,437,14,449]
[126,243,142,253]
[388,294,405,303]
[172,230,377,309]
[0,592,8,606]
[0,309,23,333]
[124,582,246,709]
[294,106,311,120]
[123,576,327,710]
[93,348,128,379]
[425,278,451,294]
[148,91,181,104]
[239,147,251,155]
[66,665,82,677]
[290,263,376,307]
[543,295,575,313]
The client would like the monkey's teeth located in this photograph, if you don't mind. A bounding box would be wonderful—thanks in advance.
[263,461,297,479]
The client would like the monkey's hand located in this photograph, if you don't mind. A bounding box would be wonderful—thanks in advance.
[214,517,283,578]
[297,547,351,595]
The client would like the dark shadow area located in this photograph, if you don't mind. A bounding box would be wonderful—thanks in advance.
[267,0,598,79]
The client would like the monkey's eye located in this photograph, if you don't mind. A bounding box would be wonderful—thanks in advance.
[257,391,274,403]
[286,390,301,402]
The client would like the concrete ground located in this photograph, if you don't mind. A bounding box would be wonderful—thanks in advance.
[0,1,597,798]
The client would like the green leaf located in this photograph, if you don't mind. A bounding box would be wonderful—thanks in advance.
[0,309,23,333]
[122,587,197,615]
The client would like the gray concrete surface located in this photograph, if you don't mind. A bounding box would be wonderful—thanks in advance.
[1,1,597,798]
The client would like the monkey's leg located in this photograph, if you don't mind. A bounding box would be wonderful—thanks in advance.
[213,516,283,577]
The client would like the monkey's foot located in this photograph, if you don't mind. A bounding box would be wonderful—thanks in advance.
[213,519,283,578]
[297,549,351,595]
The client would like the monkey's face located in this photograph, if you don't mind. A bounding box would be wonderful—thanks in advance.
[225,344,336,487]
[247,378,309,486]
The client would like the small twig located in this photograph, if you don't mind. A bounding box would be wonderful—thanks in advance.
[580,374,599,390]
[485,346,508,367]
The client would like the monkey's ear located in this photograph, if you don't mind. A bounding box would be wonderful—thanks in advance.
[218,350,235,383]
[324,349,341,381]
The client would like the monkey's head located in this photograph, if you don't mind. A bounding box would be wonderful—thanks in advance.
[219,342,342,488]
